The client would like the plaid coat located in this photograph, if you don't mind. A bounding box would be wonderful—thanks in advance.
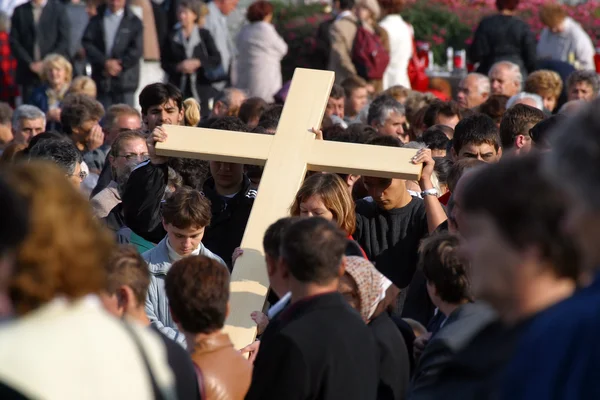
[0,31,18,106]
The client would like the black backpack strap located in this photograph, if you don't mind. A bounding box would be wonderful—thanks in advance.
[121,321,166,400]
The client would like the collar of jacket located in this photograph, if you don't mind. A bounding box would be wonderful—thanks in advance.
[202,174,256,213]
[189,331,234,356]
[96,4,133,20]
[145,236,211,275]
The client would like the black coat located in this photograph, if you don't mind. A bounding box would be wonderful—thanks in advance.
[9,0,71,85]
[246,292,379,400]
[161,27,222,114]
[468,14,537,76]
[82,6,143,94]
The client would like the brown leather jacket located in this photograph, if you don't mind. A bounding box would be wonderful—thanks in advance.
[190,332,252,400]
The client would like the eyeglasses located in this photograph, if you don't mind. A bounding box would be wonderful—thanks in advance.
[68,171,88,182]
[117,153,150,162]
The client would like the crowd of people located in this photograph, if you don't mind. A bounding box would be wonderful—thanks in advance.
[0,0,599,398]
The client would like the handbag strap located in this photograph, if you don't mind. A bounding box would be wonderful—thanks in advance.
[121,321,165,400]
[193,362,207,400]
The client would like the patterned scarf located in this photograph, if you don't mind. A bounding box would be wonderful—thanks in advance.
[345,256,385,322]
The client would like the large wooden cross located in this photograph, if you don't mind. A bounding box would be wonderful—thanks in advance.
[156,68,422,349]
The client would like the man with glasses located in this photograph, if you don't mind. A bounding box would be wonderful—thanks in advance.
[91,130,148,218]
[28,138,86,190]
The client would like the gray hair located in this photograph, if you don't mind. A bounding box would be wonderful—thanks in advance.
[506,92,544,110]
[12,105,46,132]
[545,98,600,210]
[29,138,82,176]
[489,61,523,91]
[367,95,405,126]
[466,73,491,95]
[403,141,427,150]
[566,70,600,96]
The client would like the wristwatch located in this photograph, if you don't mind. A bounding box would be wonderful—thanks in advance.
[421,188,439,198]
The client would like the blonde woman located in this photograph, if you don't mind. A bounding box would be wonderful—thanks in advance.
[69,76,98,99]
[30,54,73,130]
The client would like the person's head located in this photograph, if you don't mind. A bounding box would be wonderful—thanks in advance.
[68,76,97,98]
[208,117,247,193]
[60,94,105,142]
[246,0,273,22]
[280,217,347,289]
[420,233,471,310]
[290,173,356,235]
[447,158,485,194]
[367,95,407,142]
[101,245,150,318]
[11,105,46,145]
[263,217,297,297]
[540,3,567,33]
[239,97,267,128]
[488,61,522,97]
[479,94,509,126]
[28,139,85,188]
[382,85,410,104]
[139,83,185,131]
[166,255,230,334]
[355,0,380,23]
[183,98,201,127]
[161,186,212,257]
[545,98,600,271]
[363,135,408,210]
[449,159,486,233]
[499,104,545,154]
[460,153,579,320]
[529,113,567,151]
[213,0,239,16]
[2,162,114,315]
[423,100,461,129]
[566,70,599,102]
[558,99,586,115]
[342,76,369,118]
[108,130,148,189]
[212,88,247,118]
[334,0,355,12]
[496,0,519,11]
[41,53,72,90]
[524,70,563,112]
[107,0,126,12]
[0,143,27,164]
[457,73,490,109]
[177,0,203,28]
[506,92,544,111]
[167,157,209,190]
[433,157,452,194]
[103,104,142,145]
[257,104,283,133]
[452,114,502,162]
[339,256,383,322]
[421,125,450,158]
[326,84,346,120]
[0,102,12,146]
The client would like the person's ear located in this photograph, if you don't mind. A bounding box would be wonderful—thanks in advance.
[515,135,525,149]
[346,174,361,188]
[279,257,290,280]
[482,92,490,101]
[178,107,185,125]
[338,256,346,278]
[108,154,115,166]
[116,286,130,314]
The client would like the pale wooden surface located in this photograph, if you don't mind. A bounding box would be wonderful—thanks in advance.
[156,67,423,350]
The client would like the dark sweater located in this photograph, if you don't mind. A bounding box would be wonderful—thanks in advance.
[353,197,428,288]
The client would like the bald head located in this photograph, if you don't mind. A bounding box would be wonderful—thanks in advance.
[489,62,522,97]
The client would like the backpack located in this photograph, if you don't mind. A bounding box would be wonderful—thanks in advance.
[351,22,390,81]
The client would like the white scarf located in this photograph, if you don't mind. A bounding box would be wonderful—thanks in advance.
[166,238,202,262]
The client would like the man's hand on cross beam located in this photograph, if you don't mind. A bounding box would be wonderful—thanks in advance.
[147,126,169,165]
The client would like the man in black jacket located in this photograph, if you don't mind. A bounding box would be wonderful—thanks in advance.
[82,0,143,108]
[245,218,379,400]
[9,0,71,102]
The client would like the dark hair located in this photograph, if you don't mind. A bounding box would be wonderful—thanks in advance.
[499,104,546,149]
[258,105,283,131]
[209,116,248,132]
[496,0,519,11]
[338,0,355,11]
[280,217,347,284]
[60,94,105,135]
[263,217,298,258]
[246,0,273,22]
[423,100,460,128]
[139,83,183,116]
[566,70,600,96]
[341,123,377,143]
[165,255,230,334]
[419,233,471,303]
[367,134,403,148]
[447,158,485,192]
[453,114,500,154]
[0,174,28,257]
[322,124,346,141]
[105,245,149,305]
[330,84,345,100]
[433,157,453,185]
[341,76,367,98]
[238,97,267,125]
[22,130,64,156]
[462,153,579,281]
[162,186,212,229]
[530,114,567,150]
[28,138,82,175]
[379,0,405,14]
[479,94,509,125]
[0,102,12,125]
[167,158,209,190]
[421,126,450,150]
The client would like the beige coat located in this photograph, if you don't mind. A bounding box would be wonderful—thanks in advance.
[130,0,160,61]
[328,14,358,84]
